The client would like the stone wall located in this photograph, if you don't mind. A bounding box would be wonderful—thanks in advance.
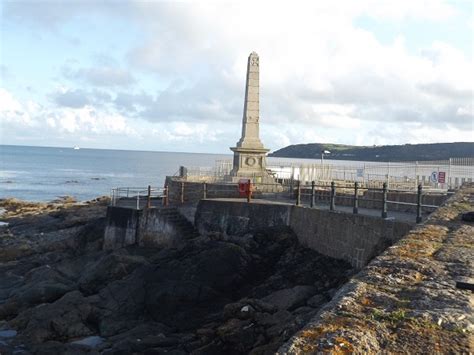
[194,200,412,268]
[290,208,411,268]
[137,209,184,247]
[103,206,141,250]
[278,183,473,354]
[104,207,186,249]
[165,177,240,205]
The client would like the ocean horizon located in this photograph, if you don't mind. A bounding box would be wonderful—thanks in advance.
[0,144,231,202]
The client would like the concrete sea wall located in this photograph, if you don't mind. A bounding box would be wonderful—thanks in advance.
[103,207,141,250]
[278,183,473,354]
[104,207,187,249]
[195,200,412,268]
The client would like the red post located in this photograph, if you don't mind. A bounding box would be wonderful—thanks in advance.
[247,179,252,203]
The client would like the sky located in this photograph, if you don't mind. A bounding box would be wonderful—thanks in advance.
[0,0,473,153]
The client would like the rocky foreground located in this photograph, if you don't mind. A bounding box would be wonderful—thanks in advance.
[0,198,353,354]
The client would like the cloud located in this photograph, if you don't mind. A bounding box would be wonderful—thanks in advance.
[63,66,136,87]
[53,88,90,108]
[2,0,472,151]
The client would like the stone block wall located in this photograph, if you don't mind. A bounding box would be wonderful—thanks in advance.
[104,207,185,249]
[194,200,413,268]
[290,208,412,268]
[137,209,184,247]
[165,177,240,205]
[103,207,141,250]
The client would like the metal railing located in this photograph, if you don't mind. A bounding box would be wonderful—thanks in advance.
[201,158,474,190]
[291,181,449,223]
[166,178,449,223]
[110,186,167,209]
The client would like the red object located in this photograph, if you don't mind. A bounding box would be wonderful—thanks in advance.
[238,179,250,197]
[438,171,446,183]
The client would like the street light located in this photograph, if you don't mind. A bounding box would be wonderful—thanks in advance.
[321,150,331,165]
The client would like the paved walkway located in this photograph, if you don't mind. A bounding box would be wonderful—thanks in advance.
[112,195,424,224]
[212,196,421,224]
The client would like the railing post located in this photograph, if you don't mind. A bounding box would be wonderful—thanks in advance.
[247,179,252,203]
[136,191,140,210]
[203,182,207,199]
[180,182,185,204]
[147,185,151,209]
[296,180,301,206]
[163,185,169,206]
[330,181,336,211]
[381,182,388,218]
[310,180,315,208]
[353,182,359,214]
[416,184,422,223]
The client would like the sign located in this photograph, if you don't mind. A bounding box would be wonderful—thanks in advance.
[356,168,364,178]
[438,171,446,183]
[430,171,446,183]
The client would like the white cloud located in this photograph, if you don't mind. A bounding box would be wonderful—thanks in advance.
[2,0,473,151]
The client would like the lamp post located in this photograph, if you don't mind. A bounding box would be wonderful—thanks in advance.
[321,149,331,165]
[321,150,330,179]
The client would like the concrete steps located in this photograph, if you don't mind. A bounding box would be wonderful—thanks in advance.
[158,207,200,239]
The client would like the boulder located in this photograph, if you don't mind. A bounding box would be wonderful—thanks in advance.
[262,286,316,310]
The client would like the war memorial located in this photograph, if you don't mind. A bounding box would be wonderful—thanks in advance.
[0,52,471,353]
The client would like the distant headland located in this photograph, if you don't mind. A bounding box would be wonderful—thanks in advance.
[269,142,474,162]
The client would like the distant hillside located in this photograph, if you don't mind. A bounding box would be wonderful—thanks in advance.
[269,142,474,162]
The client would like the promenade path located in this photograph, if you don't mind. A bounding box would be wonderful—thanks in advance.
[114,195,426,224]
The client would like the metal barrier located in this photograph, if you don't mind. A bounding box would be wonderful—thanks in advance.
[293,181,448,223]
[110,186,167,209]
[180,179,447,223]
[205,158,473,190]
[112,179,448,223]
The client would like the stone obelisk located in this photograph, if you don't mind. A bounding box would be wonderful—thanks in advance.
[229,52,272,183]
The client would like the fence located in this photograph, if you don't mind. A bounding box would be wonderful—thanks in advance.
[182,157,473,190]
[110,186,167,209]
[123,178,447,223]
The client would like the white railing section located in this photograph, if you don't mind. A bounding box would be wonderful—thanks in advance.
[110,186,166,209]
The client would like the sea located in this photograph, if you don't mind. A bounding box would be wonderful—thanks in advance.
[0,145,232,202]
[1,145,470,202]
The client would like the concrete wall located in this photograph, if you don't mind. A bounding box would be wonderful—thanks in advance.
[137,209,184,247]
[290,208,411,268]
[195,200,412,268]
[103,207,141,250]
[195,200,291,237]
[104,207,185,249]
[165,177,240,205]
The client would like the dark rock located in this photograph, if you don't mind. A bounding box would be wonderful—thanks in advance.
[216,318,260,352]
[461,211,474,222]
[78,250,149,294]
[0,200,353,354]
[10,291,96,343]
[262,285,316,310]
[307,293,327,308]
